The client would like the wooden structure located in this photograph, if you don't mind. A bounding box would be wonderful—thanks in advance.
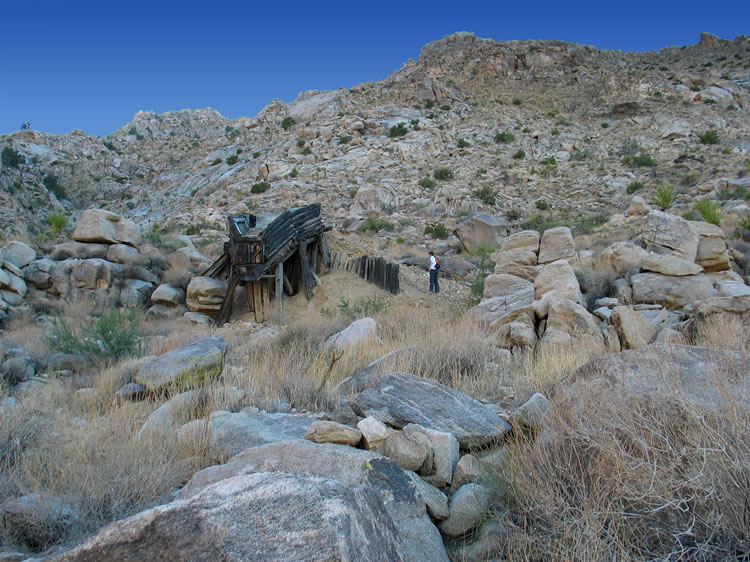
[329,252,400,295]
[203,203,330,325]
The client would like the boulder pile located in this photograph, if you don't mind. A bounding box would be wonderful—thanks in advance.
[474,208,749,352]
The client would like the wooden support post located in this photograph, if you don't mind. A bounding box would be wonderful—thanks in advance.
[283,272,293,296]
[252,281,263,323]
[276,262,284,324]
[310,240,319,274]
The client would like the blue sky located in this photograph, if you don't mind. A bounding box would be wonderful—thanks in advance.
[1,0,748,137]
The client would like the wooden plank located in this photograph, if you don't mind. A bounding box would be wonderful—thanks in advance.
[276,262,284,324]
[215,274,239,326]
[203,252,229,278]
[298,241,314,300]
[252,281,263,323]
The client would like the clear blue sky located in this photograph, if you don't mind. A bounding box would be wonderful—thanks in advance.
[1,0,747,137]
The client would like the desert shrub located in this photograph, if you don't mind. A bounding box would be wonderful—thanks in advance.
[128,127,137,136]
[145,223,163,245]
[358,217,395,233]
[570,149,590,161]
[550,129,560,136]
[43,174,66,199]
[521,214,558,233]
[626,181,644,194]
[699,129,720,144]
[424,223,450,239]
[297,139,305,148]
[225,154,238,165]
[575,267,615,299]
[513,149,526,159]
[2,146,24,168]
[624,153,656,167]
[48,308,142,364]
[535,199,549,210]
[281,117,296,130]
[418,176,436,189]
[457,138,471,148]
[652,185,676,210]
[467,251,493,307]
[601,122,610,128]
[289,167,298,178]
[388,123,408,138]
[338,135,352,145]
[695,199,722,226]
[336,295,389,319]
[440,104,451,111]
[433,168,454,181]
[495,132,515,143]
[498,356,750,560]
[251,182,270,193]
[738,215,750,231]
[474,186,497,206]
[575,214,608,235]
[48,213,68,237]
[210,158,222,166]
[301,147,312,155]
[506,208,521,221]
[512,98,522,105]
[620,138,639,156]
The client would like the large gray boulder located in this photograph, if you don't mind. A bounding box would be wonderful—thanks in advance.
[641,210,699,261]
[72,209,142,246]
[186,276,227,315]
[473,274,536,348]
[537,227,575,264]
[134,336,227,391]
[352,372,511,448]
[177,439,449,562]
[438,483,493,538]
[22,258,55,289]
[2,241,36,268]
[326,317,377,351]
[692,221,730,272]
[500,230,540,253]
[596,241,650,274]
[611,306,656,349]
[533,259,583,319]
[631,273,717,306]
[55,471,409,562]
[454,212,510,253]
[537,298,607,356]
[207,411,315,459]
[50,241,109,261]
[641,252,703,276]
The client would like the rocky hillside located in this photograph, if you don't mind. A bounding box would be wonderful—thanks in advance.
[1,31,749,248]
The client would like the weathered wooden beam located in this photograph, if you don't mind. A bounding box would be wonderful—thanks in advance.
[276,262,284,324]
[215,274,239,326]
[252,281,263,323]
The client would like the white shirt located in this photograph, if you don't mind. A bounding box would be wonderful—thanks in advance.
[429,255,437,270]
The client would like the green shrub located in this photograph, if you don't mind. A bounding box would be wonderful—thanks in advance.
[521,214,558,233]
[575,214,608,234]
[128,127,137,136]
[359,216,395,232]
[225,154,238,165]
[495,132,515,143]
[433,168,454,181]
[424,223,450,239]
[388,123,408,138]
[513,149,526,159]
[210,158,222,166]
[506,209,521,221]
[699,130,720,145]
[48,213,68,236]
[601,122,610,128]
[43,174,66,199]
[540,157,557,167]
[146,223,163,245]
[512,98,522,105]
[302,147,312,155]
[467,254,492,307]
[424,100,435,109]
[473,186,497,206]
[550,129,560,136]
[457,138,471,148]
[281,117,296,130]
[338,135,352,145]
[695,199,722,226]
[297,139,305,148]
[652,185,676,210]
[703,97,717,104]
[103,141,116,151]
[251,182,270,193]
[626,181,644,194]
[535,199,549,210]
[418,176,436,189]
[440,104,451,111]
[624,154,656,167]
[49,308,142,364]
[570,149,590,161]
[738,215,750,231]
[336,295,388,319]
[289,167,299,178]
[2,146,24,168]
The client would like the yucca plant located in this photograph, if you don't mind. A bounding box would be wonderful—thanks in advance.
[652,185,676,211]
[695,199,722,226]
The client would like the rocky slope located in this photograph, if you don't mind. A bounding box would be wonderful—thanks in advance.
[1,31,749,249]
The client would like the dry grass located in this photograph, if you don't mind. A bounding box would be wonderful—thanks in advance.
[494,323,750,560]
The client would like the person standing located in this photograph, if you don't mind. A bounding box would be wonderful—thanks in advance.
[428,251,440,293]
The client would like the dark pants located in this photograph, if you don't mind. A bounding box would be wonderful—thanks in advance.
[429,269,439,293]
